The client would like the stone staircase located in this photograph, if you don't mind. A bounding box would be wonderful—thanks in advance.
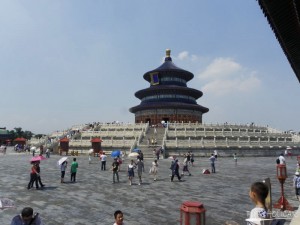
[136,126,165,159]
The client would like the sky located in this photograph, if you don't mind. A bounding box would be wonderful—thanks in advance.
[1,0,300,135]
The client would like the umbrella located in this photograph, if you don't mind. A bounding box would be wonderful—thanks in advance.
[0,198,16,210]
[30,155,46,163]
[30,146,37,151]
[57,157,68,166]
[286,146,292,150]
[88,149,94,154]
[111,150,121,158]
[128,152,139,158]
[168,156,176,160]
[132,148,140,153]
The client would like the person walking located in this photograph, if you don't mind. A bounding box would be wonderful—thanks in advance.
[36,163,45,188]
[233,153,238,165]
[60,161,67,183]
[111,158,120,184]
[293,171,300,200]
[171,159,181,182]
[45,148,50,158]
[100,152,107,171]
[209,154,216,173]
[150,159,158,181]
[127,160,136,185]
[136,158,144,185]
[27,163,39,190]
[70,158,78,183]
[182,155,191,176]
[190,151,194,166]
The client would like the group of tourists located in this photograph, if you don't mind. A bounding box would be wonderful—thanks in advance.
[10,207,125,225]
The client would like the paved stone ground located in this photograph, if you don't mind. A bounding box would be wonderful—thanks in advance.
[0,147,299,225]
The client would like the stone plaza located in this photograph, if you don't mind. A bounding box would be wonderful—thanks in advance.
[0,147,299,225]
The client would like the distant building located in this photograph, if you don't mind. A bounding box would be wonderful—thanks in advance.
[129,49,209,125]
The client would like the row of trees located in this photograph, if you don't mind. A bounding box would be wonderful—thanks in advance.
[8,127,44,140]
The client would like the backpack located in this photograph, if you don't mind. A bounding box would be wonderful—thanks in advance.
[276,158,280,164]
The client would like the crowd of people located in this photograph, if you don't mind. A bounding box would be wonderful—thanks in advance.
[5,145,300,225]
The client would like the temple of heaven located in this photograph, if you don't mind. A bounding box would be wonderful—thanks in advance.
[129,49,209,125]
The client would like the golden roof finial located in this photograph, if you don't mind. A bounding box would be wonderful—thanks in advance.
[166,49,171,57]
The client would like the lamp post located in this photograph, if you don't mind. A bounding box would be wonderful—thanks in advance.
[273,164,293,211]
[180,201,206,225]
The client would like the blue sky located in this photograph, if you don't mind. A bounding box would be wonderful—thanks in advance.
[1,0,299,134]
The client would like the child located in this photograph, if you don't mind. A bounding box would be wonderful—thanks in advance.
[233,153,237,165]
[247,181,269,225]
[113,210,124,225]
[293,171,300,200]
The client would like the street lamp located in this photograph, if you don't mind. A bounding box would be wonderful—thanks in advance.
[180,201,206,225]
[273,164,293,211]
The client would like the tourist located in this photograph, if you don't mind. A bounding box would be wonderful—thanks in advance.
[36,163,45,188]
[113,210,124,225]
[214,150,218,160]
[39,145,44,156]
[182,154,191,176]
[293,171,300,200]
[127,159,136,185]
[278,153,286,165]
[136,158,144,185]
[190,151,194,166]
[45,148,50,158]
[100,152,107,171]
[170,159,181,182]
[233,153,238,165]
[60,161,67,183]
[70,158,78,183]
[117,156,122,171]
[27,163,39,190]
[138,150,144,161]
[111,158,120,184]
[247,181,269,225]
[209,154,216,173]
[149,159,158,181]
[11,207,43,225]
[186,152,191,165]
[156,148,160,160]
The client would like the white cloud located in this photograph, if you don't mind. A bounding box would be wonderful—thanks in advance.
[198,57,261,95]
[178,51,189,60]
[198,57,241,79]
[176,51,199,62]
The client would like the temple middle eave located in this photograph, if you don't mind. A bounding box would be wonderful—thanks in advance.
[129,102,209,114]
[134,85,203,99]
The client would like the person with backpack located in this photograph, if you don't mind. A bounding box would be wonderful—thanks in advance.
[11,207,43,225]
[276,153,286,165]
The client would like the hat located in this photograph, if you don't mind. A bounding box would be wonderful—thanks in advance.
[295,172,300,176]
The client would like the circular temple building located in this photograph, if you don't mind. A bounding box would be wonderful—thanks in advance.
[129,49,209,124]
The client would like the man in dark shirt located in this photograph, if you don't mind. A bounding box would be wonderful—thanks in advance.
[111,158,120,183]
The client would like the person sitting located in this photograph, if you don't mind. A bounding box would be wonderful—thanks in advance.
[11,207,43,225]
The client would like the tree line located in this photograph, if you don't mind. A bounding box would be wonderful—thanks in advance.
[8,127,45,140]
